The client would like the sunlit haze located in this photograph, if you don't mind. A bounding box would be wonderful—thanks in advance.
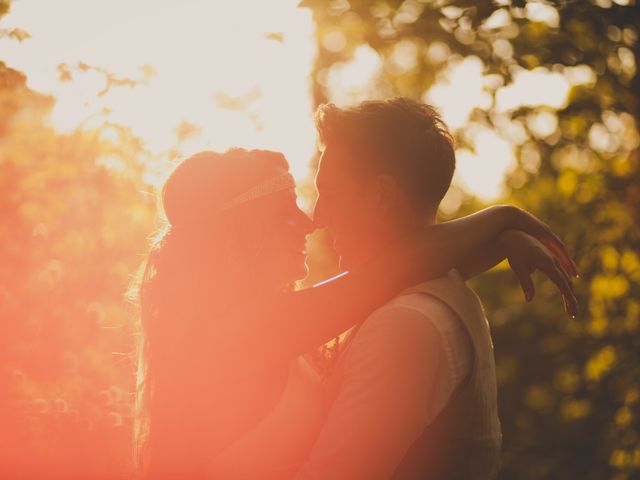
[2,0,317,184]
[2,0,591,201]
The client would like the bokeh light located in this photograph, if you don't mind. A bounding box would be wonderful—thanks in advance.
[2,0,317,182]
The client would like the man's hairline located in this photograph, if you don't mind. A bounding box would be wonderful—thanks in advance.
[319,142,447,218]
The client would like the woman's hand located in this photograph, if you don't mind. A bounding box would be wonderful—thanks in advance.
[497,229,578,317]
[500,205,578,279]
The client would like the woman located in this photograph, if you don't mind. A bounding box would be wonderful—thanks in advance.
[133,148,576,479]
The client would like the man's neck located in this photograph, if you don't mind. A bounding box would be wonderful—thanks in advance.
[342,213,437,270]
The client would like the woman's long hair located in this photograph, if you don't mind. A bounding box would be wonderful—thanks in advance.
[131,149,290,479]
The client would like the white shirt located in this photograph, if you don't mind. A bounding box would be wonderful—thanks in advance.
[294,287,473,480]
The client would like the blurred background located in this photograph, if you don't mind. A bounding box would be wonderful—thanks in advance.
[0,0,638,478]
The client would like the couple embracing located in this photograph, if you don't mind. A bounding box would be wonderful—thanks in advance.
[133,97,577,480]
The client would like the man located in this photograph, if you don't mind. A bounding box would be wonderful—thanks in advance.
[295,98,503,479]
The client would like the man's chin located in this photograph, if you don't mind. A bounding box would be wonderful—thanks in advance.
[337,253,357,272]
[332,239,362,271]
[338,245,380,272]
[291,260,310,284]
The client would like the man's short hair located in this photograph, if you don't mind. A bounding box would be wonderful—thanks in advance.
[315,97,456,215]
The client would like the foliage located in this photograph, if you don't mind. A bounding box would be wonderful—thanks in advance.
[0,0,638,478]
[301,0,639,478]
[0,57,156,477]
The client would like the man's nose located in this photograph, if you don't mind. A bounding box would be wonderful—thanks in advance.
[290,207,314,235]
[299,210,314,235]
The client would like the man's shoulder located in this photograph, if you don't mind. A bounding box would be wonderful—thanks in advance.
[398,269,468,296]
[398,270,484,315]
[341,270,481,361]
[357,283,458,340]
[342,290,447,372]
[368,270,466,322]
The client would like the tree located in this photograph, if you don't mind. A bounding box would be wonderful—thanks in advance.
[302,0,640,478]
[0,7,156,473]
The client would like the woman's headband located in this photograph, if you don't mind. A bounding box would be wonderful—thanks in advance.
[219,173,296,212]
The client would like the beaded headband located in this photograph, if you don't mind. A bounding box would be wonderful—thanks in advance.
[219,172,296,212]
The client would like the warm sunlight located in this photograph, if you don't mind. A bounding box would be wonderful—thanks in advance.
[2,0,317,183]
[319,43,599,200]
[2,1,638,478]
[2,0,588,202]
[1,0,584,201]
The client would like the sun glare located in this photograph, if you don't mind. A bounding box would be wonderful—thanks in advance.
[2,0,317,184]
[2,0,591,201]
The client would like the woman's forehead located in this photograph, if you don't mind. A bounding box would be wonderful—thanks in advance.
[267,184,298,206]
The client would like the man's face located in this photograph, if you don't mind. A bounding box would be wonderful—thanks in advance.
[313,146,383,270]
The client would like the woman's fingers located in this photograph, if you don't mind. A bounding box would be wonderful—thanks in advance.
[506,208,579,315]
[536,257,578,317]
[553,256,578,316]
[515,209,578,278]
[510,258,535,302]
[553,256,576,298]
[541,233,579,278]
[530,217,577,277]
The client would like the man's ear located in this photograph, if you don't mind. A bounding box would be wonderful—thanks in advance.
[375,174,401,212]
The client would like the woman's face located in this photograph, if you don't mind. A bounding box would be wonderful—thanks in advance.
[259,188,314,287]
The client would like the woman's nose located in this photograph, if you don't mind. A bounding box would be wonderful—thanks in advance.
[289,209,314,235]
[298,210,314,235]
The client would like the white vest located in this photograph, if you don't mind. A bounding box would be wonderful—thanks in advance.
[391,271,502,479]
[323,271,502,479]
